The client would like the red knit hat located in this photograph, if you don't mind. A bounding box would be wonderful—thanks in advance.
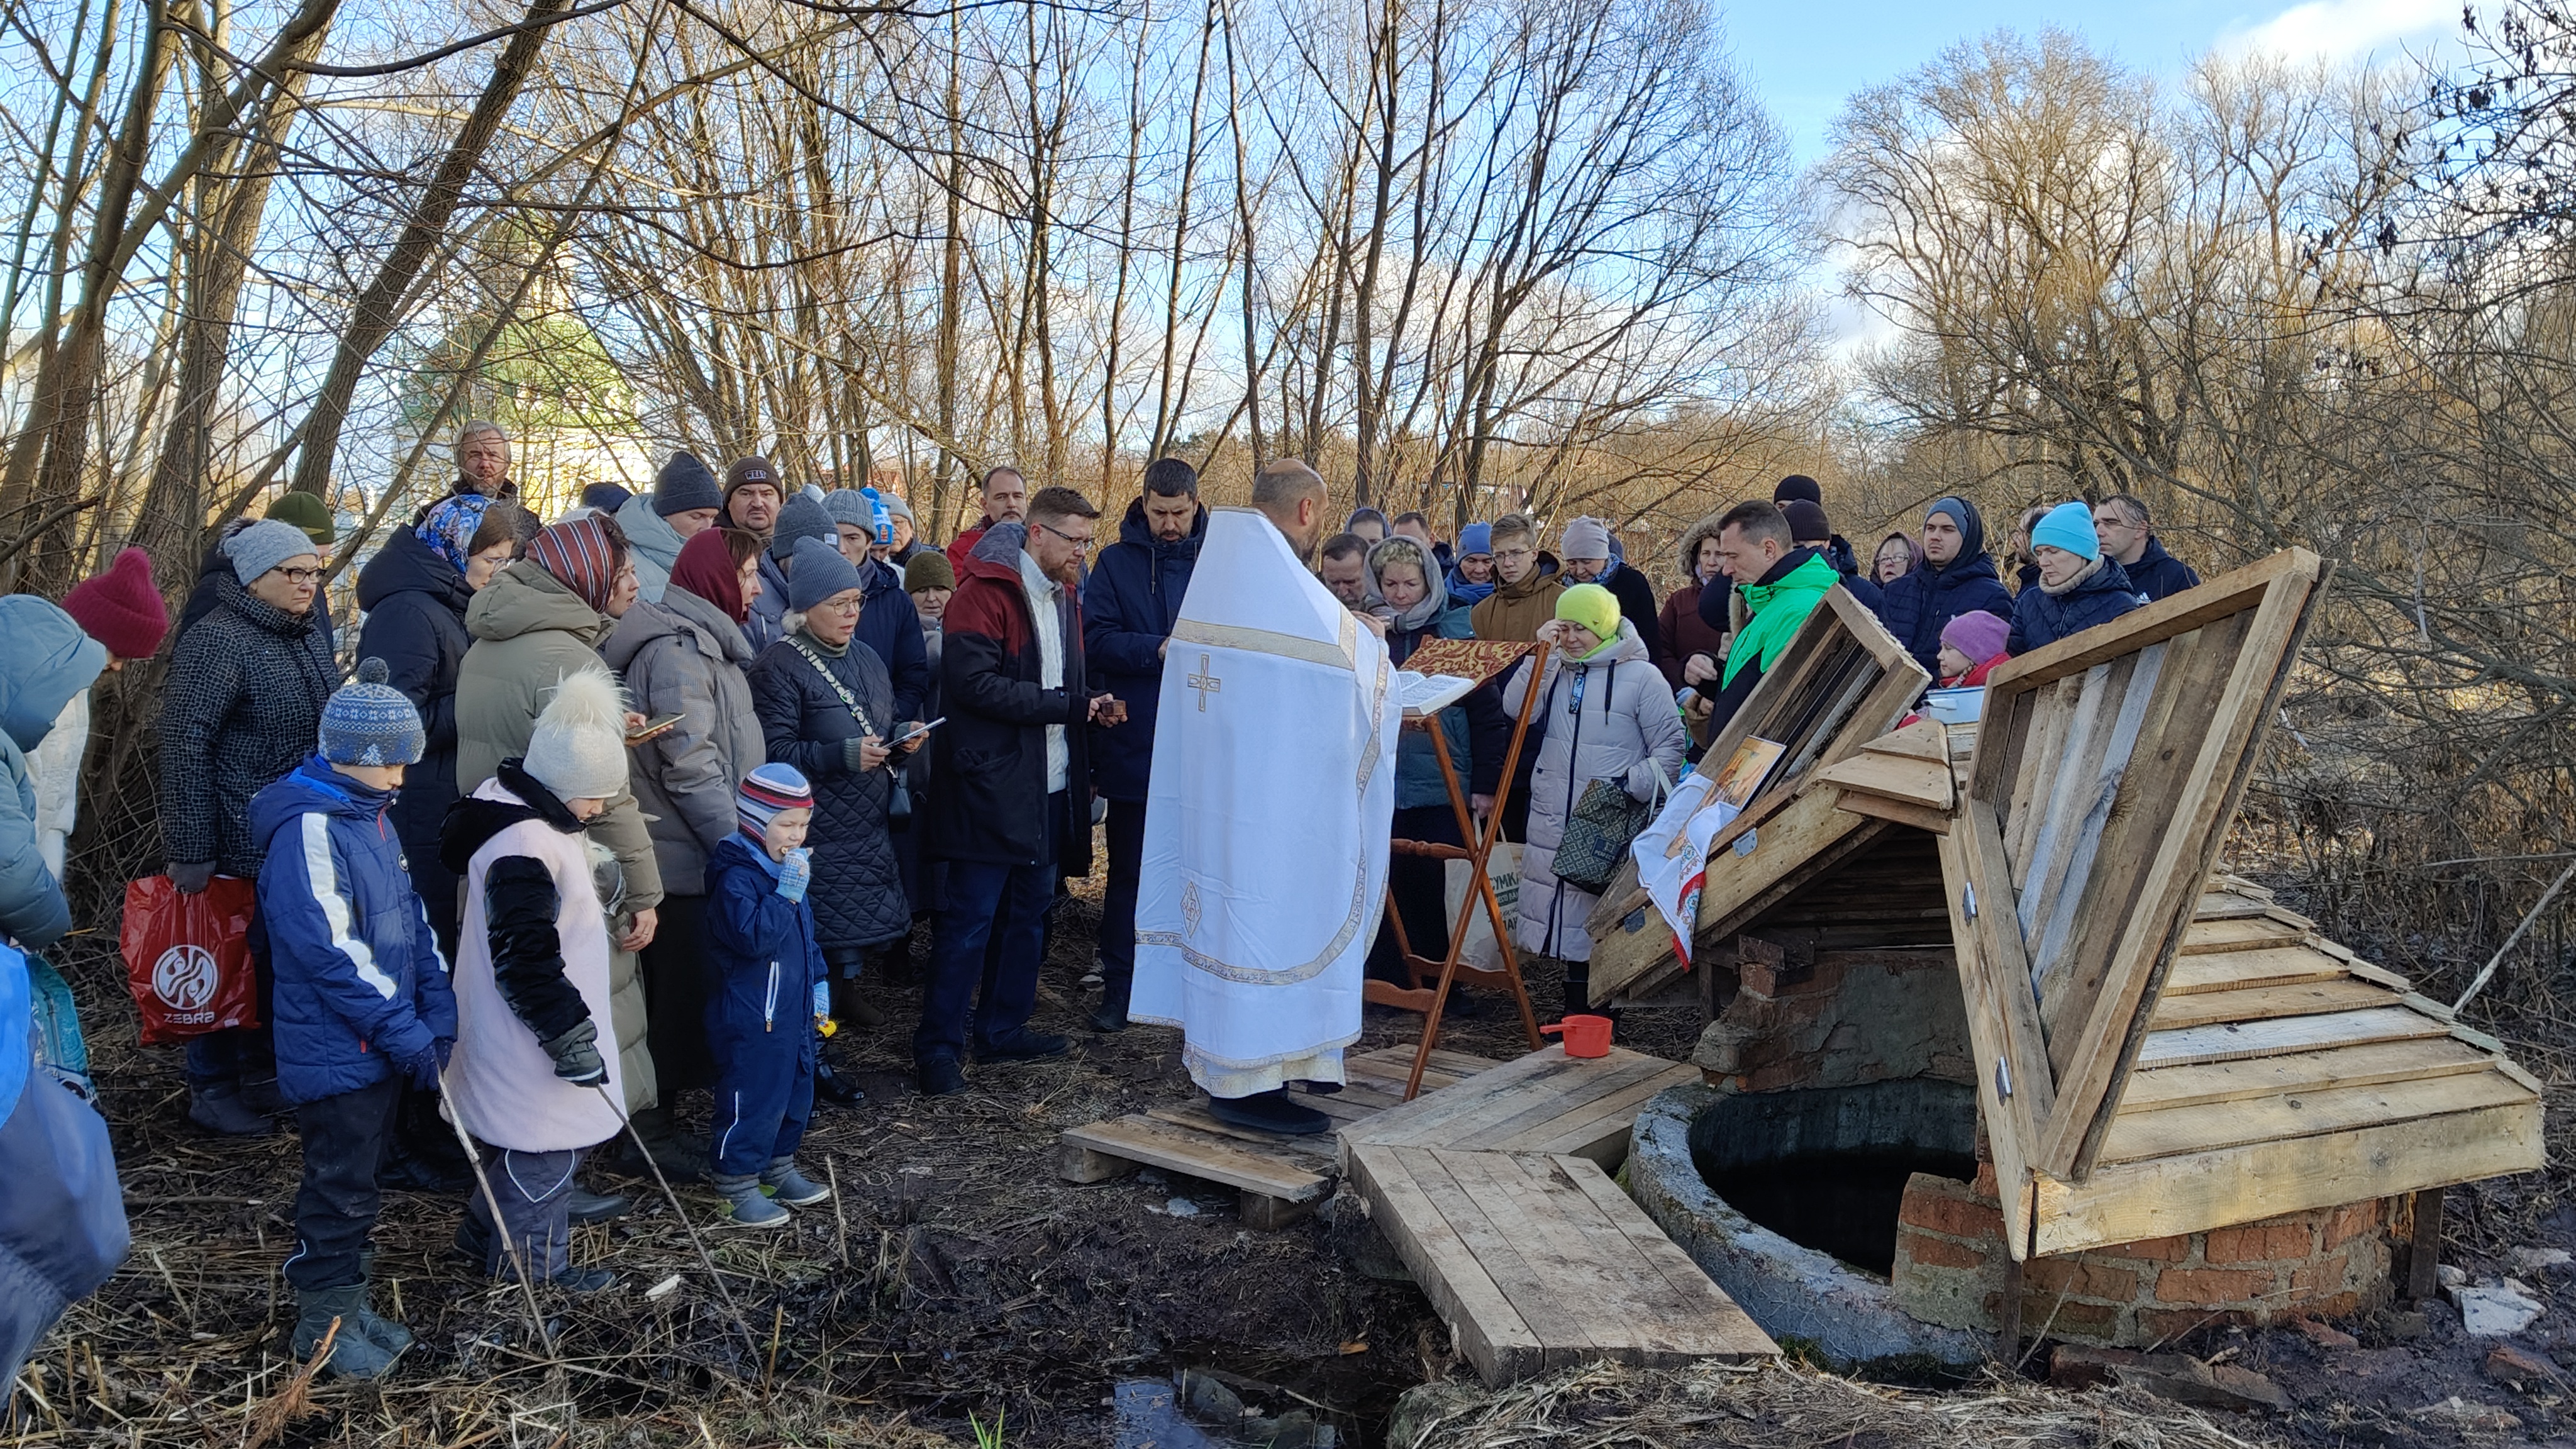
[62,547,170,660]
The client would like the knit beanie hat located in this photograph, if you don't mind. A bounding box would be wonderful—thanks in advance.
[61,547,169,660]
[528,514,624,613]
[1456,522,1492,558]
[264,491,337,546]
[2031,501,2102,562]
[1555,582,1622,645]
[736,762,815,842]
[522,666,630,801]
[724,455,781,515]
[225,518,320,585]
[319,658,426,767]
[1781,499,1833,545]
[823,488,879,532]
[789,534,866,611]
[581,482,633,514]
[668,526,750,621]
[769,491,834,562]
[1940,608,2011,665]
[904,551,955,592]
[1772,474,1824,508]
[1560,517,1613,561]
[654,452,724,517]
[880,492,915,526]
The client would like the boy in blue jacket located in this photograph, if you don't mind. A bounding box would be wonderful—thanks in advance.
[249,660,455,1380]
[706,763,834,1228]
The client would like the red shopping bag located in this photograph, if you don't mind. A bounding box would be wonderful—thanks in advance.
[121,874,260,1043]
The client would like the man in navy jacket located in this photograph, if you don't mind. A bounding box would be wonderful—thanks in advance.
[1873,496,2015,677]
[2092,494,2202,602]
[1081,458,1205,1033]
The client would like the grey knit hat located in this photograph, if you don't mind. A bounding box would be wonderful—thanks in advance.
[822,489,878,530]
[225,518,321,585]
[1559,516,1613,561]
[788,535,867,611]
[318,658,426,767]
[653,452,723,517]
[769,491,833,561]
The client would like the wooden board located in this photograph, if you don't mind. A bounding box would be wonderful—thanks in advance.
[2145,977,2396,1031]
[2133,1006,2453,1069]
[1348,1145,1777,1382]
[2114,1036,2499,1113]
[2162,945,2351,996]
[2180,916,2312,956]
[1584,587,1928,1001]
[1812,749,1954,811]
[2098,1066,2538,1163]
[1338,1045,1697,1172]
[1057,1047,1499,1228]
[2030,1098,2545,1256]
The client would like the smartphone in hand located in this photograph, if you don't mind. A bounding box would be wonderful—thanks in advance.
[625,713,685,745]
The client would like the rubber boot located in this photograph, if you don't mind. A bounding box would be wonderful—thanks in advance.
[761,1157,830,1207]
[291,1284,401,1380]
[1562,962,1592,1014]
[354,1251,414,1357]
[713,1173,790,1228]
[187,1080,272,1136]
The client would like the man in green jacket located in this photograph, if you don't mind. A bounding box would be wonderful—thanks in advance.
[1679,499,1840,743]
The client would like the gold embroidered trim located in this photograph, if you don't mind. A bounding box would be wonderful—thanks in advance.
[1137,863,1374,985]
[1170,618,1355,671]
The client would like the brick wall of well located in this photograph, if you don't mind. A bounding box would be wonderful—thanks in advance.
[1692,945,1974,1095]
[1889,1168,2406,1346]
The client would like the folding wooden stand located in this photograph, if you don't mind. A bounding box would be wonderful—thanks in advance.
[1363,639,1549,1099]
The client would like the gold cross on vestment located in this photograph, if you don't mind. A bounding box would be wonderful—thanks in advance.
[1185,653,1223,711]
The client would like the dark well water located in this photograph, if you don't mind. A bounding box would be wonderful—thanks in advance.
[1690,1079,1980,1277]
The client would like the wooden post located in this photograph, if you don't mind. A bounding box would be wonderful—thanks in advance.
[1996,1251,2025,1365]
[2407,1187,2446,1301]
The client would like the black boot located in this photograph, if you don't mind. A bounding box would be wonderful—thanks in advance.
[814,1059,865,1106]
[1562,962,1592,1013]
[1087,970,1131,1033]
[830,974,886,1030]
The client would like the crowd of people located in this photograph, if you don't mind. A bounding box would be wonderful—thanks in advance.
[0,418,2202,1383]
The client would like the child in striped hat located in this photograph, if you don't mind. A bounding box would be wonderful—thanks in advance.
[702,763,834,1227]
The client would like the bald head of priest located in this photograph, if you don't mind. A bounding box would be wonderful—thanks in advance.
[1251,459,1329,562]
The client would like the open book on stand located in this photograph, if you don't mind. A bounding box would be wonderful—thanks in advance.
[1396,671,1478,718]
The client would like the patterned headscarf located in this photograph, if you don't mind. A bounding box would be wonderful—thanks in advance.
[417,494,492,576]
[528,514,623,614]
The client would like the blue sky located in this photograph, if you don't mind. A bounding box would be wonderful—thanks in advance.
[1728,0,2467,164]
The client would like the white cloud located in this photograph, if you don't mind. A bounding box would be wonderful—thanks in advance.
[2221,0,2456,64]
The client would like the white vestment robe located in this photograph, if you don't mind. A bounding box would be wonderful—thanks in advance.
[1130,508,1400,1097]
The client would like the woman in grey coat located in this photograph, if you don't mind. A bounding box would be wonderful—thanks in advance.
[1499,584,1686,1009]
[600,526,766,1102]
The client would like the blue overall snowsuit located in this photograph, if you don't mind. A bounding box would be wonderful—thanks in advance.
[703,833,828,1177]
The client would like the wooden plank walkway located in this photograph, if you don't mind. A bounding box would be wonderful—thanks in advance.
[1348,1145,1777,1383]
[1336,1045,1699,1172]
[1057,1046,1496,1228]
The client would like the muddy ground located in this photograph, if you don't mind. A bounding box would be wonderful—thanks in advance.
[14,858,2575,1448]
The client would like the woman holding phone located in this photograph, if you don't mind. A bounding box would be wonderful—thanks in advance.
[747,538,914,1101]
[603,526,769,1125]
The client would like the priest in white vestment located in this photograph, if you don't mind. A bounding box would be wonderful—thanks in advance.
[1130,460,1401,1135]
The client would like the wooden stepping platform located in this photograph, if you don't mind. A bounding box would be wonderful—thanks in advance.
[1347,1145,1777,1383]
[1057,1046,1496,1228]
[1337,1044,1699,1172]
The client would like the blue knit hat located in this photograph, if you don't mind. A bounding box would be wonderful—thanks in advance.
[788,534,867,611]
[318,658,425,767]
[738,762,814,841]
[2031,501,2102,562]
[1457,521,1492,557]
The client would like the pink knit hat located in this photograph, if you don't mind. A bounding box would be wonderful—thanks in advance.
[62,547,170,660]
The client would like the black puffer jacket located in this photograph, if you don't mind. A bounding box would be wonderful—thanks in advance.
[355,526,472,860]
[746,630,909,951]
[158,572,338,876]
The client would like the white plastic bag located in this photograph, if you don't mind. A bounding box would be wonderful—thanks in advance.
[1446,842,1521,971]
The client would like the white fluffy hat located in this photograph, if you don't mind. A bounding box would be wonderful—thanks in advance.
[523,666,631,801]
